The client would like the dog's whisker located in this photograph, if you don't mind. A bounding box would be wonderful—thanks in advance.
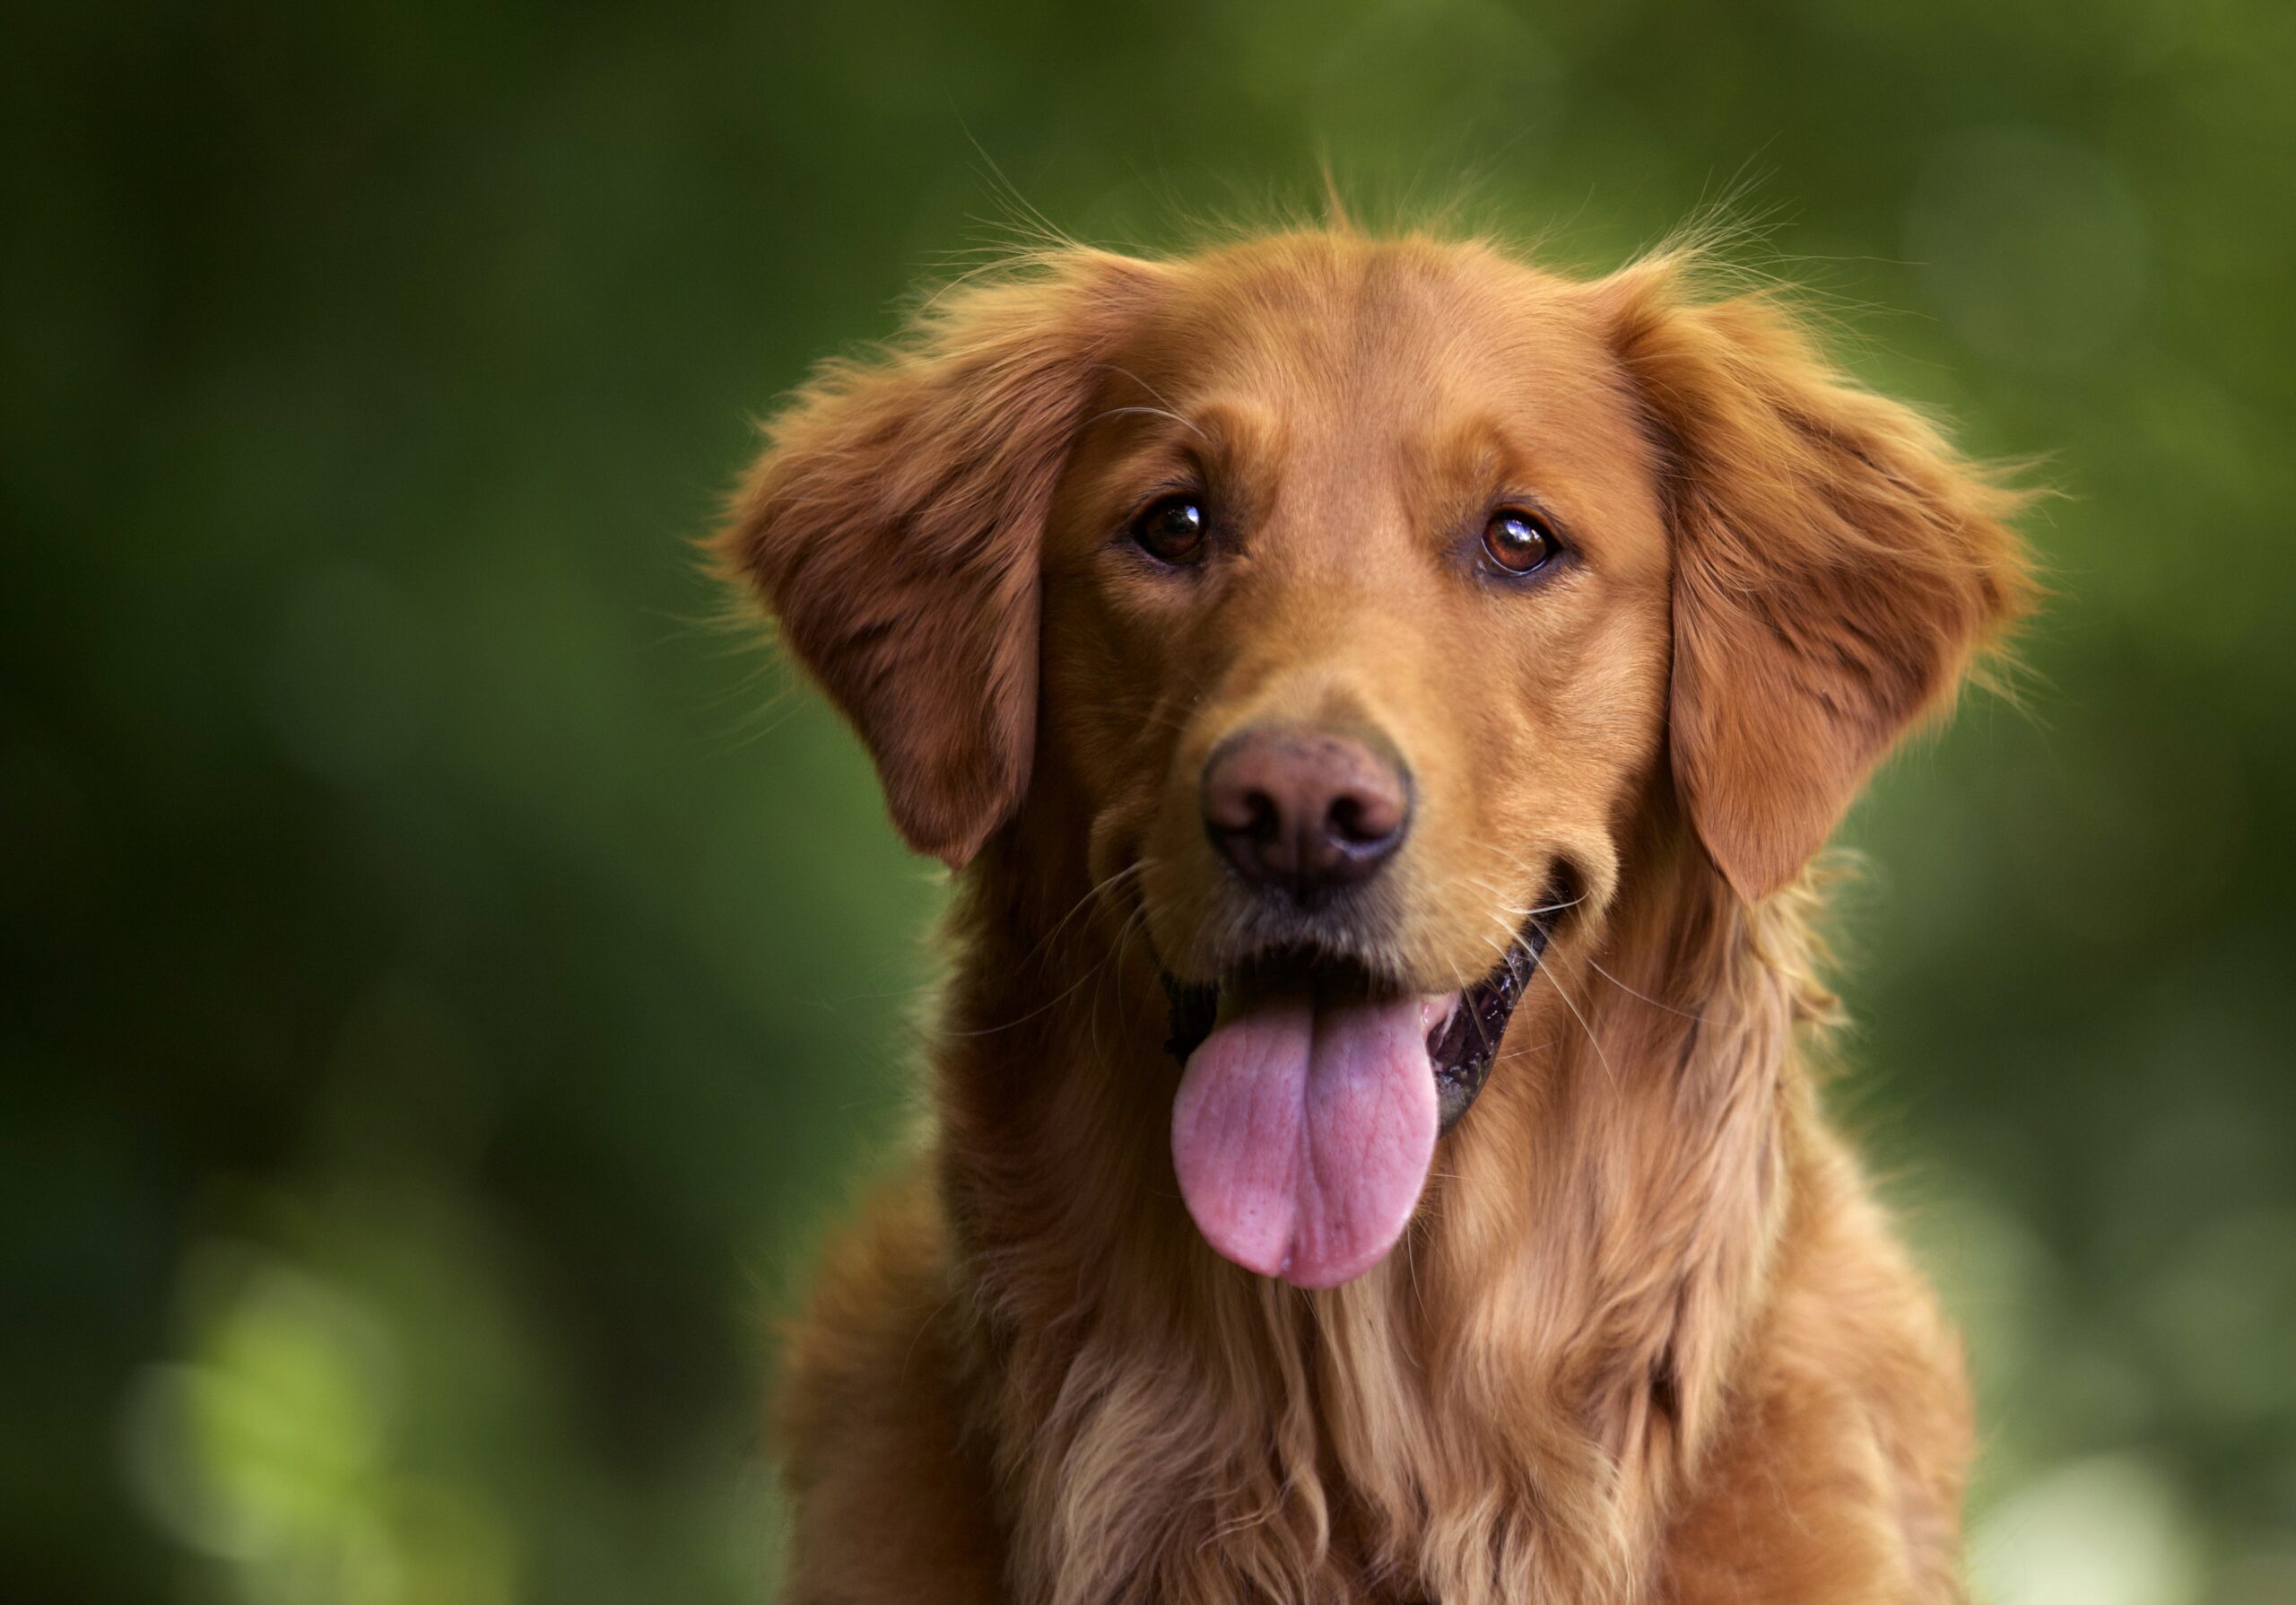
[1586,956,1704,1022]
[1083,889,1161,1058]
[1090,363,1205,442]
[951,861,1162,1038]
[1086,405,1207,441]
[1534,948,1618,1090]
[1456,868,1615,1087]
[1022,859,1153,972]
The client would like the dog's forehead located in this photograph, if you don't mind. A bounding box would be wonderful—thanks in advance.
[1079,234,1660,548]
[1091,233,1650,503]
[1119,235,1619,415]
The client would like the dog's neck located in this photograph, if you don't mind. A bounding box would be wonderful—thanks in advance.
[929,804,1826,1605]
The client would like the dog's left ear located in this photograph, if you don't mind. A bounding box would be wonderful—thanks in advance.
[717,250,1160,868]
[1596,258,2035,903]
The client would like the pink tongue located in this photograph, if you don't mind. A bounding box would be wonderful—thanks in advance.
[1171,991,1446,1288]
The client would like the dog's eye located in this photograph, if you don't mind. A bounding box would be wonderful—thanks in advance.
[1482,508,1558,576]
[1131,494,1209,566]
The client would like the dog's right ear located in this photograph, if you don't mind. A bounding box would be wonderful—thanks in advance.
[717,251,1160,868]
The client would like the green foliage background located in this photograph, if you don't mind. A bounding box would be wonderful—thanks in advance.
[7,3,2292,1601]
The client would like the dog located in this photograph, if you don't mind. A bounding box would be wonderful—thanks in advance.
[718,222,2031,1604]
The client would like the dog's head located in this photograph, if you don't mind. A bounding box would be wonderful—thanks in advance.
[722,231,2028,1287]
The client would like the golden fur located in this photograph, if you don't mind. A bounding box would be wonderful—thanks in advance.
[721,225,2031,1604]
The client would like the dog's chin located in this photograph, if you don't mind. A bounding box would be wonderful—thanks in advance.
[1160,910,1557,1136]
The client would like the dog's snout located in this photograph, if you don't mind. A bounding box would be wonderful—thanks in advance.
[1202,726,1411,898]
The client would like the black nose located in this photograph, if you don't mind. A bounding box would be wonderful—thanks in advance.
[1202,725,1411,899]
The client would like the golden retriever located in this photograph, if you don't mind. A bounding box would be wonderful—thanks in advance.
[718,222,2031,1604]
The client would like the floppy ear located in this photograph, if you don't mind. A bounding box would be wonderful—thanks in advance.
[717,250,1158,868]
[1602,259,2034,903]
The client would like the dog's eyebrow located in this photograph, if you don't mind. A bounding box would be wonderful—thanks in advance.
[1413,414,1545,502]
[1396,411,1613,554]
[1085,404,1208,444]
[1083,392,1277,476]
[1086,363,1205,441]
[1065,396,1283,539]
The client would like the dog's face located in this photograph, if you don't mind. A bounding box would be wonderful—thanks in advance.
[724,231,2025,1287]
[1041,238,1671,1003]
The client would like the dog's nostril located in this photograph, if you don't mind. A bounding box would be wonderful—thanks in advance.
[1326,790,1400,848]
[1242,789,1282,843]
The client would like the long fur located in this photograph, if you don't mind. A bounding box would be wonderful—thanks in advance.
[730,226,2029,1604]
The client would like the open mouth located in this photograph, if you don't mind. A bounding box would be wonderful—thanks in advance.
[1161,906,1558,1133]
[1155,899,1561,1288]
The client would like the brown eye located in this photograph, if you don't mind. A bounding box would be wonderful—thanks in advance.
[1132,494,1208,566]
[1482,508,1558,575]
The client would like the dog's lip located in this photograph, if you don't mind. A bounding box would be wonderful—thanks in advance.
[1423,913,1554,1130]
[1158,904,1560,1135]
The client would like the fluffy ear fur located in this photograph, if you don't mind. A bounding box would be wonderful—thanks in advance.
[718,250,1159,867]
[1602,258,2034,903]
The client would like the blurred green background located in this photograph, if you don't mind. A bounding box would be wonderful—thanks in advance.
[6,2,2292,1601]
